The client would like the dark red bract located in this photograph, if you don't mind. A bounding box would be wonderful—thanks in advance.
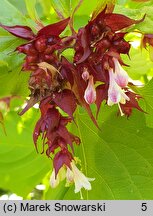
[73,7,144,118]
[33,97,80,175]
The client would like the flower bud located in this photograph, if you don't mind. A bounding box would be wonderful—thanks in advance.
[82,68,89,81]
[84,75,96,104]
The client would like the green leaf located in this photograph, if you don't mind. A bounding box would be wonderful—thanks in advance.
[65,107,153,199]
[115,5,153,34]
[138,78,153,128]
[44,182,71,200]
[24,0,40,22]
[122,47,153,80]
[117,0,153,9]
[0,29,29,98]
[0,0,153,201]
[0,109,51,197]
[39,0,52,17]
[0,0,28,25]
[7,0,27,14]
[0,52,30,97]
[44,105,153,200]
[135,6,153,34]
[51,0,80,18]
[0,0,35,98]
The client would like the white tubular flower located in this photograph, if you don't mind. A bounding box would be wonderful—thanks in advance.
[113,57,129,88]
[50,169,60,188]
[107,68,129,106]
[69,161,95,193]
[84,75,96,104]
[50,167,66,188]
[50,160,95,195]
[66,167,74,183]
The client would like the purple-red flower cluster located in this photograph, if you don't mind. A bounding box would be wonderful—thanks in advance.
[0,6,145,193]
[73,7,145,117]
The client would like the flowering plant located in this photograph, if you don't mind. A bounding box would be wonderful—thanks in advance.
[0,0,153,200]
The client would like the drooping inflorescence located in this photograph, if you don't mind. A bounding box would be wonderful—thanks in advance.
[0,5,145,195]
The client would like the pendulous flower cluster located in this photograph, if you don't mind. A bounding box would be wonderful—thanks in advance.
[0,5,145,195]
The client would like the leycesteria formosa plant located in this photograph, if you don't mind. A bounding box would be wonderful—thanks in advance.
[0,2,146,197]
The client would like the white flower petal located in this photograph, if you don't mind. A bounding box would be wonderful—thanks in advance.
[66,167,74,183]
[113,57,129,88]
[108,68,129,106]
[70,161,95,193]
[108,69,121,105]
[108,85,122,105]
[50,169,60,188]
[84,75,96,104]
[50,167,66,188]
[120,91,130,103]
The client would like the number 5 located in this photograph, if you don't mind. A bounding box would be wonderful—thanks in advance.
[141,203,147,211]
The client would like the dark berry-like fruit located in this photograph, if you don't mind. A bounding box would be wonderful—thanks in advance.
[44,54,52,62]
[113,40,130,54]
[96,39,111,51]
[17,43,37,55]
[91,24,100,37]
[44,46,54,55]
[26,55,38,64]
[35,38,47,52]
[47,36,58,45]
[97,19,105,30]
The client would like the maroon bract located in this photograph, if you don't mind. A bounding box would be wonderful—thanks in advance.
[0,24,35,40]
[120,91,145,117]
[142,34,153,48]
[53,150,73,176]
[0,4,146,194]
[33,97,80,176]
[37,18,70,37]
[73,7,144,118]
